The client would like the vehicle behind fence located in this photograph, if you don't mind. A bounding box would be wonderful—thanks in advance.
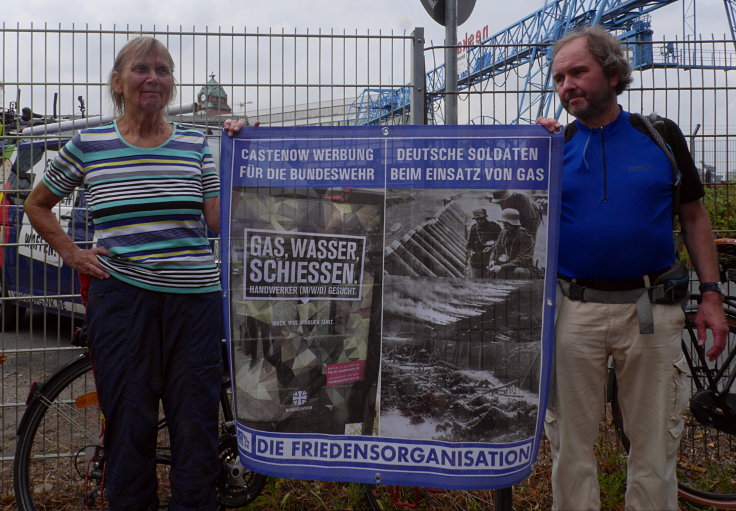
[1,23,736,498]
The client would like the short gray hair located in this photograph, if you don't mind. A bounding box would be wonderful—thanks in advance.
[553,25,633,95]
[108,37,176,117]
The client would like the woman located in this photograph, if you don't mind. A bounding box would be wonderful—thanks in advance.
[25,37,238,510]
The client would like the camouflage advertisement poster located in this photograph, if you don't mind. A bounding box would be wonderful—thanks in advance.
[220,125,563,490]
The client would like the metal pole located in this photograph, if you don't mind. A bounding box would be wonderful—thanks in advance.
[410,27,426,125]
[495,486,513,511]
[445,0,458,124]
[21,102,198,136]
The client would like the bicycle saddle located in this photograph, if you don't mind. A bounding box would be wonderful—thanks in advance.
[691,390,736,435]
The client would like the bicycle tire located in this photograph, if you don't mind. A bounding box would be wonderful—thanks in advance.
[676,309,736,507]
[215,372,268,508]
[13,352,267,510]
[13,353,108,510]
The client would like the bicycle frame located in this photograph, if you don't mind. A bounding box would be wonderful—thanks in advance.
[682,293,736,395]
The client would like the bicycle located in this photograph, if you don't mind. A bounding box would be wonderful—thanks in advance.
[608,238,736,508]
[12,336,267,510]
[22,241,736,511]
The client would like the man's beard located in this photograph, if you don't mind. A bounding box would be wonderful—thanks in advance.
[562,86,615,123]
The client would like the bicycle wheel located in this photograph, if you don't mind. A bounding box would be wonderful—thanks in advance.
[13,352,266,510]
[216,373,267,508]
[13,353,119,510]
[677,309,736,507]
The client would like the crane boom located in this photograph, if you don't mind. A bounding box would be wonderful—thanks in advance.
[348,0,736,125]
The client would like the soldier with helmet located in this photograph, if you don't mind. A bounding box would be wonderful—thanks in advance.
[488,208,535,279]
[489,189,542,243]
[467,208,502,278]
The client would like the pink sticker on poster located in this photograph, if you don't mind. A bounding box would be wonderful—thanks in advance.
[326,360,366,386]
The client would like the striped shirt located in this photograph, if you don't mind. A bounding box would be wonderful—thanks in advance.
[44,122,220,293]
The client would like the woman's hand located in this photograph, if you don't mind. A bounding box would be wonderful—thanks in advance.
[223,118,260,136]
[63,246,112,279]
[25,183,111,279]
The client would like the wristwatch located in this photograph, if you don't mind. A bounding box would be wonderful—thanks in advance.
[699,282,725,296]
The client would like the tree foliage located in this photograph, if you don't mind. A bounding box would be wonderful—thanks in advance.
[703,182,736,238]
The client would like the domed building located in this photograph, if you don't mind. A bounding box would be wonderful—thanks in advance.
[197,73,232,116]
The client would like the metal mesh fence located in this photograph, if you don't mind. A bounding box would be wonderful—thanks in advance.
[1,22,736,498]
[429,38,736,191]
[425,36,736,239]
[0,24,419,495]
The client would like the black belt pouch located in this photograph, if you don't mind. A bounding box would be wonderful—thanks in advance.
[651,260,690,305]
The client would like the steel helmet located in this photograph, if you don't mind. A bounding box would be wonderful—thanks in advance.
[500,208,521,226]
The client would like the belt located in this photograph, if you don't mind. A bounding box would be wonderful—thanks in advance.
[557,278,646,304]
[558,267,669,292]
[557,276,667,335]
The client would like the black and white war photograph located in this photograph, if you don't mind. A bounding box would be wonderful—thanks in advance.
[378,188,549,444]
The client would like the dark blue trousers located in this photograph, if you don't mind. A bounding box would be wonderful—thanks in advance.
[86,277,222,511]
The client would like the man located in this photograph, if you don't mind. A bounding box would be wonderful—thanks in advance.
[467,208,502,278]
[489,189,542,242]
[537,25,728,510]
[488,208,535,279]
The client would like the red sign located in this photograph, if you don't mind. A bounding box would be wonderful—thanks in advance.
[326,360,366,386]
[457,24,489,54]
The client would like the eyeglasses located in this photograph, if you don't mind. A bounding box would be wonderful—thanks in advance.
[129,64,172,77]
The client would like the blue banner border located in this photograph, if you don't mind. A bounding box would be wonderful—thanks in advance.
[219,124,564,491]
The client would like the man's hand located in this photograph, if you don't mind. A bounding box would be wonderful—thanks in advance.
[536,116,562,133]
[695,292,729,361]
[679,200,728,361]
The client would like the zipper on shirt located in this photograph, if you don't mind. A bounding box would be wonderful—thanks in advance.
[601,128,608,204]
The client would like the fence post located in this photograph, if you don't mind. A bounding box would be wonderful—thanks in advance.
[495,486,513,510]
[444,0,458,124]
[410,27,426,125]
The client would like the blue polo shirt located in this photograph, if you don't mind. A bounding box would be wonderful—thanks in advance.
[559,109,703,280]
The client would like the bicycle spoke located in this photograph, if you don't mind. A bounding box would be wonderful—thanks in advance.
[33,392,102,447]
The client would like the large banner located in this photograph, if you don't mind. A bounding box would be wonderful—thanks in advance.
[220,125,563,490]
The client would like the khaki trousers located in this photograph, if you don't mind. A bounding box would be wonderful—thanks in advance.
[545,294,689,510]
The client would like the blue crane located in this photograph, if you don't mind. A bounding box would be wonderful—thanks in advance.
[347,0,736,126]
[725,0,736,49]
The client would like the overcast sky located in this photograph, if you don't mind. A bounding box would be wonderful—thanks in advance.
[6,0,734,125]
[9,0,734,44]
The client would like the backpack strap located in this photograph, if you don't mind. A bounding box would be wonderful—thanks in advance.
[632,113,684,254]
